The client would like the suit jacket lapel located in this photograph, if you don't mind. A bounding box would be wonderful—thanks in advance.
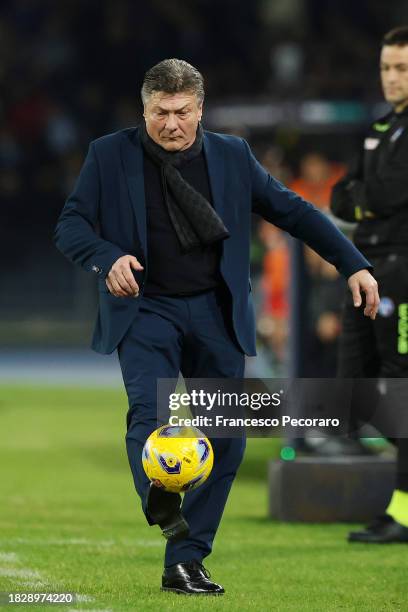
[120,128,147,257]
[203,132,226,223]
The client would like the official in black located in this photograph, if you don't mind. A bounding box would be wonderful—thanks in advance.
[331,26,408,543]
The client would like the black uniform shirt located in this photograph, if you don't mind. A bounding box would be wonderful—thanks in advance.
[331,106,408,257]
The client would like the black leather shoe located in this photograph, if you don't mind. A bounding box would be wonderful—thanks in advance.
[146,484,189,542]
[348,514,408,543]
[161,560,225,595]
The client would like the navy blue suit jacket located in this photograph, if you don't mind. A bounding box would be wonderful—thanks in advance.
[54,127,371,356]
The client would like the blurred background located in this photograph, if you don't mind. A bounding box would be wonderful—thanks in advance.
[1,0,408,383]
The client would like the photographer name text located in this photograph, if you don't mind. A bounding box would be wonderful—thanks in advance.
[168,415,340,428]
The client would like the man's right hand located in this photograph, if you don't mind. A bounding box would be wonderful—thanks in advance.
[106,255,144,297]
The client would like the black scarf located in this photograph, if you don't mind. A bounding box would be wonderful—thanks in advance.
[140,122,230,252]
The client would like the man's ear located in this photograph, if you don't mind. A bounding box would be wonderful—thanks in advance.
[198,103,203,121]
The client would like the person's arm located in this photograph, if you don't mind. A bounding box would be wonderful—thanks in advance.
[54,142,143,297]
[54,142,126,278]
[330,152,368,222]
[243,140,379,318]
[331,137,408,219]
[245,140,369,277]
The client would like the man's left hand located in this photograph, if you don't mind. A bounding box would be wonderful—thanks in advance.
[347,269,380,320]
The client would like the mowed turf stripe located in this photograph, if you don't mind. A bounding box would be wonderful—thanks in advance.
[0,537,162,548]
[0,548,58,593]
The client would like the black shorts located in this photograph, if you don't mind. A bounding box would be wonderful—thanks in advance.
[338,253,408,378]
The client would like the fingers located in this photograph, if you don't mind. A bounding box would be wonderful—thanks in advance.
[363,281,380,320]
[349,280,362,308]
[129,256,144,272]
[107,275,140,297]
[118,275,139,296]
[105,277,118,296]
[120,256,144,294]
[348,271,380,320]
[106,276,133,297]
[106,255,143,297]
[116,270,138,295]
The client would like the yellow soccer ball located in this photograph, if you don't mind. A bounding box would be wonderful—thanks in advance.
[142,425,214,493]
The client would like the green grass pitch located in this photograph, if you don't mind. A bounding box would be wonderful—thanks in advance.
[0,385,406,611]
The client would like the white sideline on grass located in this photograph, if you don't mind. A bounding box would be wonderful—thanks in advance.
[3,536,163,548]
[0,550,94,604]
[0,552,19,563]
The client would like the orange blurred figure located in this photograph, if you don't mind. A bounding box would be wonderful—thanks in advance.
[290,152,345,210]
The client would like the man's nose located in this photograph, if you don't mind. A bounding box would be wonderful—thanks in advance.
[386,69,399,82]
[165,114,178,131]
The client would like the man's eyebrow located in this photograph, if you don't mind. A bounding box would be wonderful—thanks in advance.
[381,62,408,67]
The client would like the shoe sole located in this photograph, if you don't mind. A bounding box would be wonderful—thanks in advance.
[161,587,224,596]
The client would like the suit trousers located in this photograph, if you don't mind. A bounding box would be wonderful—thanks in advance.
[338,253,408,491]
[117,286,246,566]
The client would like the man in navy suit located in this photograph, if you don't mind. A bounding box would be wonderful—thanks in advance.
[55,59,379,595]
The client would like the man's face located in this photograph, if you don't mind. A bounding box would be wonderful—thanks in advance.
[380,44,408,111]
[143,91,203,151]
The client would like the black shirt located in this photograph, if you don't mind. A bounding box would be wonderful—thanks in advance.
[142,149,222,296]
[331,107,408,258]
[355,107,408,257]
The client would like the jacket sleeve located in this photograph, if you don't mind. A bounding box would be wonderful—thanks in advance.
[243,140,372,278]
[53,142,126,277]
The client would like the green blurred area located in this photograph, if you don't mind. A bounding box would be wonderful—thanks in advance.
[0,386,406,611]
